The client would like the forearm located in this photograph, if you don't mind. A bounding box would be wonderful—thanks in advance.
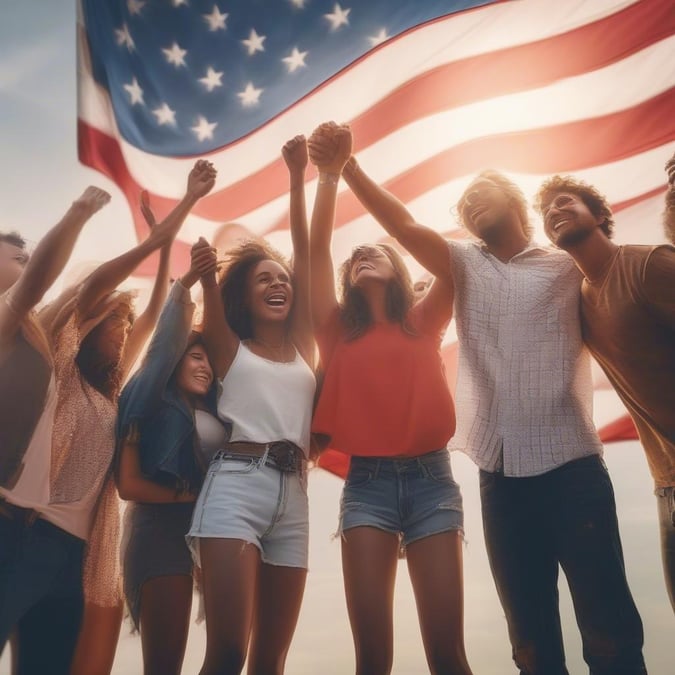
[10,201,99,316]
[343,157,452,279]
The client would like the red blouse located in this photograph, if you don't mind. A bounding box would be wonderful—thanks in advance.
[313,302,456,457]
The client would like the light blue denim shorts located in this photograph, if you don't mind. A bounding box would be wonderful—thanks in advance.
[339,448,463,546]
[187,452,309,569]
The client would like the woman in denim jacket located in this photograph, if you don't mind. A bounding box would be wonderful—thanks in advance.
[116,248,226,675]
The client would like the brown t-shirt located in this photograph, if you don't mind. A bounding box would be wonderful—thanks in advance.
[581,245,675,487]
[0,303,52,489]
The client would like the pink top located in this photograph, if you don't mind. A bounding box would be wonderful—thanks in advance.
[313,302,455,457]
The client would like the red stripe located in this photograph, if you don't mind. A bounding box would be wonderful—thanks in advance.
[78,121,191,275]
[294,91,675,234]
[598,414,639,442]
[79,0,674,226]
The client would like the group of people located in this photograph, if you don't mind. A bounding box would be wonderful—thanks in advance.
[0,121,672,675]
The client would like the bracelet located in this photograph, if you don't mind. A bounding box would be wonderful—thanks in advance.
[318,172,340,185]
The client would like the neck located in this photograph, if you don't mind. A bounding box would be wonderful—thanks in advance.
[251,323,287,348]
[361,284,389,323]
[480,216,530,262]
[563,231,618,282]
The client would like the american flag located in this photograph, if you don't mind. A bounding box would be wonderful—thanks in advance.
[78,0,675,471]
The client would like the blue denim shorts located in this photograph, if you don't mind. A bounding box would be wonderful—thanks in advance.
[187,452,309,569]
[339,448,463,546]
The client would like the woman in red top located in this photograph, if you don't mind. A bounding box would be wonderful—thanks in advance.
[308,123,473,675]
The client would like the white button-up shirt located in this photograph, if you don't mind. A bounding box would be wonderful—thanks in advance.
[448,241,602,476]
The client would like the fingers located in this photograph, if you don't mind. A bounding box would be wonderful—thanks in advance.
[139,190,156,228]
[282,135,308,171]
[76,186,112,213]
[191,237,218,276]
[188,160,218,198]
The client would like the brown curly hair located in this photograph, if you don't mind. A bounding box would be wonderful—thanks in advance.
[218,239,294,340]
[534,175,614,239]
[337,243,415,340]
[456,170,533,241]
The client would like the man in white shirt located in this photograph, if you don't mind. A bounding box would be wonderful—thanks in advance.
[312,122,646,674]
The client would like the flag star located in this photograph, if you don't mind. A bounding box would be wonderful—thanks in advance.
[289,0,307,7]
[199,66,224,92]
[282,47,308,73]
[367,28,389,47]
[127,0,145,16]
[115,23,135,51]
[192,116,218,142]
[203,6,228,31]
[123,77,144,105]
[324,3,350,31]
[237,82,263,106]
[152,103,176,126]
[162,42,187,67]
[172,0,189,6]
[242,29,266,56]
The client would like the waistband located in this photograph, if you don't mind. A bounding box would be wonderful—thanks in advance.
[0,497,41,526]
[0,498,84,545]
[215,440,306,475]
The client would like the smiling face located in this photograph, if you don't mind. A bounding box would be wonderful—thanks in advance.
[246,259,294,323]
[175,342,213,399]
[348,245,396,287]
[541,192,605,249]
[458,177,513,239]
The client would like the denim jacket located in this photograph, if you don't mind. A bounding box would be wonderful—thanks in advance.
[116,281,218,492]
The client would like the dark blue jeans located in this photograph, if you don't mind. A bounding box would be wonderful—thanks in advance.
[0,510,84,675]
[480,455,646,675]
[655,486,675,613]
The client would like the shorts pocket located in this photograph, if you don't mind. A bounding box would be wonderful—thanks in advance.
[345,465,373,489]
[421,454,452,483]
[212,455,261,475]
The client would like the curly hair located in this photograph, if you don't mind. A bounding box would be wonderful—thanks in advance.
[218,239,293,340]
[534,175,614,239]
[337,243,415,340]
[663,183,675,245]
[456,170,533,241]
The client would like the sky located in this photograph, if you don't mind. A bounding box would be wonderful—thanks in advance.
[0,1,673,673]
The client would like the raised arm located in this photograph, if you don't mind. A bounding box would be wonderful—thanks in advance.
[282,135,314,365]
[195,238,239,379]
[306,124,352,330]
[339,148,453,283]
[0,187,110,346]
[76,160,216,324]
[119,193,175,379]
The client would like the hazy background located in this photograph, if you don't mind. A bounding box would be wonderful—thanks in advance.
[1,1,672,672]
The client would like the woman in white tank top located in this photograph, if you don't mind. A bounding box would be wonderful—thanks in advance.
[186,136,316,675]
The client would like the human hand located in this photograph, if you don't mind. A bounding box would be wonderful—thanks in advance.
[308,122,352,175]
[73,186,111,215]
[191,236,219,286]
[186,160,217,199]
[282,135,308,175]
[139,190,157,229]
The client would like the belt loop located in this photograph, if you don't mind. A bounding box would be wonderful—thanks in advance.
[261,443,271,466]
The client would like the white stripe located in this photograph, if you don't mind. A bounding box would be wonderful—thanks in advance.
[76,0,647,192]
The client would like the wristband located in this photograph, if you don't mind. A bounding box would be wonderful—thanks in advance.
[318,172,340,185]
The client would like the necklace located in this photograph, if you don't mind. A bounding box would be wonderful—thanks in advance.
[247,336,290,362]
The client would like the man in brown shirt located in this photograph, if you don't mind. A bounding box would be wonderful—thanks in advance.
[534,157,675,612]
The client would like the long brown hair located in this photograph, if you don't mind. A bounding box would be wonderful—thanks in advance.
[218,240,293,340]
[337,243,415,340]
[76,298,135,400]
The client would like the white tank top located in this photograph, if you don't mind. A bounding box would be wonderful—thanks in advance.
[195,409,229,464]
[217,342,316,456]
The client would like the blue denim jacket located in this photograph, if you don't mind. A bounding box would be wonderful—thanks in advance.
[116,281,218,491]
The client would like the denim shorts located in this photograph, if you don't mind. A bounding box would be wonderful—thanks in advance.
[186,452,309,569]
[339,448,463,546]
